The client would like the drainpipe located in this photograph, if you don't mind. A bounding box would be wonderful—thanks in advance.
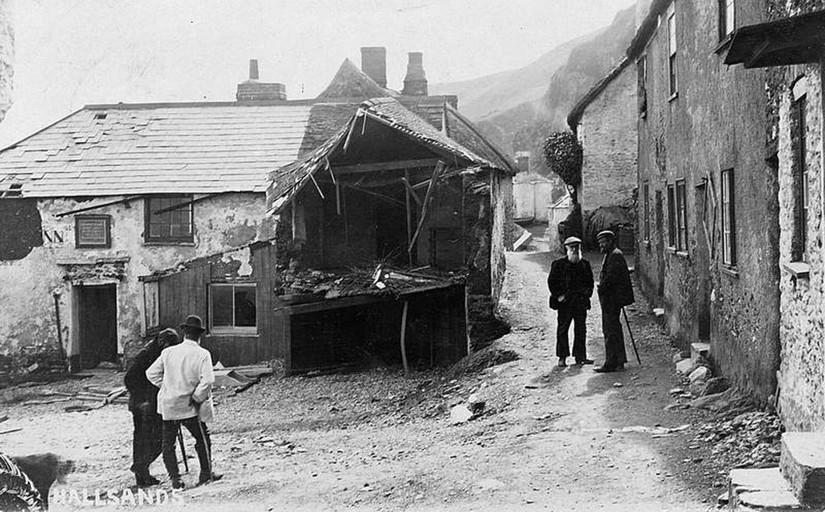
[52,289,68,372]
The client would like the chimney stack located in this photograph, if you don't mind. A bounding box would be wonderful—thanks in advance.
[360,47,387,88]
[402,52,428,96]
[236,59,287,101]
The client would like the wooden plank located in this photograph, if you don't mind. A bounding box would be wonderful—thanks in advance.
[409,162,445,253]
[405,169,413,266]
[345,185,405,207]
[332,158,441,175]
[400,301,410,377]
[401,176,422,206]
[277,294,390,315]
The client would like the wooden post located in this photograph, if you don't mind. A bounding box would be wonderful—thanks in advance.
[408,161,445,253]
[400,300,410,377]
[405,169,413,266]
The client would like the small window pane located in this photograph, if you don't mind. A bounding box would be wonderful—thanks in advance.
[211,286,233,327]
[234,286,256,327]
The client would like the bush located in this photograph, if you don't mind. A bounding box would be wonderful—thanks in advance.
[543,131,583,188]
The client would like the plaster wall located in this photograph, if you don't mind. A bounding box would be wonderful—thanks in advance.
[0,192,272,369]
[635,0,780,403]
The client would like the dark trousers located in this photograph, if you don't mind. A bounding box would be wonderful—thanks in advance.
[161,417,211,479]
[556,307,587,360]
[601,302,627,368]
[130,404,162,478]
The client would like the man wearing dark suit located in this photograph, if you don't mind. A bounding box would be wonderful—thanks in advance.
[124,328,180,486]
[547,236,594,367]
[595,230,635,373]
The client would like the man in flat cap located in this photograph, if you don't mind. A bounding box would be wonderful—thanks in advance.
[547,236,594,367]
[595,230,634,372]
[125,327,180,486]
[147,315,221,489]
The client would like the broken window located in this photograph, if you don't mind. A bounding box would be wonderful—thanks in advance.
[75,215,111,248]
[145,195,194,244]
[720,169,736,266]
[209,283,257,333]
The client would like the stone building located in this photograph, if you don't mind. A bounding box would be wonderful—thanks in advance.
[0,51,514,372]
[630,0,780,404]
[567,57,638,222]
[726,5,825,430]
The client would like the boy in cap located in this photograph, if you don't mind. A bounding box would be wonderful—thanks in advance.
[146,315,221,489]
[595,230,635,372]
[547,236,594,367]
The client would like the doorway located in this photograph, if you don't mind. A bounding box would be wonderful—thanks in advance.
[76,284,118,369]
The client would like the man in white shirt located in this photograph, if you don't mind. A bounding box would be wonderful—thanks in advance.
[146,315,221,489]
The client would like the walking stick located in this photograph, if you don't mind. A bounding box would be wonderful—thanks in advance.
[622,307,642,365]
[177,424,189,473]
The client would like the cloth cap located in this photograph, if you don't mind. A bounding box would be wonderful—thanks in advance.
[180,315,206,333]
[596,230,616,240]
[563,236,582,246]
[156,328,179,346]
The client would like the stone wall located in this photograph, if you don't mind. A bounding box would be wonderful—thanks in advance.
[635,0,780,403]
[579,65,637,213]
[0,193,273,370]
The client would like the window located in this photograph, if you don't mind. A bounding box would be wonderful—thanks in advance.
[209,283,257,333]
[719,0,735,40]
[676,180,687,251]
[75,215,111,248]
[667,3,678,97]
[643,182,650,242]
[721,169,736,266]
[638,56,648,118]
[793,95,809,262]
[145,195,194,244]
[667,184,676,247]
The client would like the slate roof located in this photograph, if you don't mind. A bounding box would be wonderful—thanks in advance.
[0,102,318,197]
[316,59,397,100]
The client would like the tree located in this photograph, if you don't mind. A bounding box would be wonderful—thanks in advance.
[542,131,583,204]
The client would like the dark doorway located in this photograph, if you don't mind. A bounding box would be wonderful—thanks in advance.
[77,284,118,369]
[695,183,711,341]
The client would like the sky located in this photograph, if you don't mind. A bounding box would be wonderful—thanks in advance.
[0,0,636,147]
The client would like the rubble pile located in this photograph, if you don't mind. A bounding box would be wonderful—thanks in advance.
[693,411,783,469]
[276,264,464,300]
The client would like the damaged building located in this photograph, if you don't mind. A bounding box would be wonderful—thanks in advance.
[0,50,515,374]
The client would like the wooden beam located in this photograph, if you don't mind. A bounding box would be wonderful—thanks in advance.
[408,161,445,253]
[401,176,422,206]
[332,158,442,175]
[405,169,414,266]
[400,300,410,378]
[55,195,142,218]
[745,40,772,68]
[309,172,325,200]
[345,185,405,207]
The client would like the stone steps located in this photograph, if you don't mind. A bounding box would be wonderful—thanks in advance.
[728,433,825,510]
[780,432,825,506]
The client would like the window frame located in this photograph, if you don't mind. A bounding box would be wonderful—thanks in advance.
[208,282,258,335]
[75,214,112,249]
[638,55,648,118]
[794,95,809,262]
[675,179,688,252]
[643,181,651,242]
[719,0,735,40]
[144,194,195,244]
[720,169,737,267]
[667,3,678,98]
[667,184,676,248]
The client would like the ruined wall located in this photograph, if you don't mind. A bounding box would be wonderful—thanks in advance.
[491,171,512,307]
[579,66,638,213]
[635,0,779,403]
[0,193,273,370]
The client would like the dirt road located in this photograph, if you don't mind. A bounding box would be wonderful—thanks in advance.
[2,248,718,511]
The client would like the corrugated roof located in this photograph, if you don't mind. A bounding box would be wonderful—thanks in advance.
[0,103,315,197]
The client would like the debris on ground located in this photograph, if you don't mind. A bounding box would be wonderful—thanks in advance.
[693,410,783,469]
[445,344,519,379]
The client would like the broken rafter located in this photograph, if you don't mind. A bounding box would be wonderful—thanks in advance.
[309,172,325,200]
[344,185,405,207]
[401,176,422,206]
[343,113,359,153]
[55,195,142,218]
[332,158,442,175]
[408,161,445,253]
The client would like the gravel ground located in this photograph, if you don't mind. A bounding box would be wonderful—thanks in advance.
[1,243,776,511]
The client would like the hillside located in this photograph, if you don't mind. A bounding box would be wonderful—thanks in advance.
[433,4,637,186]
